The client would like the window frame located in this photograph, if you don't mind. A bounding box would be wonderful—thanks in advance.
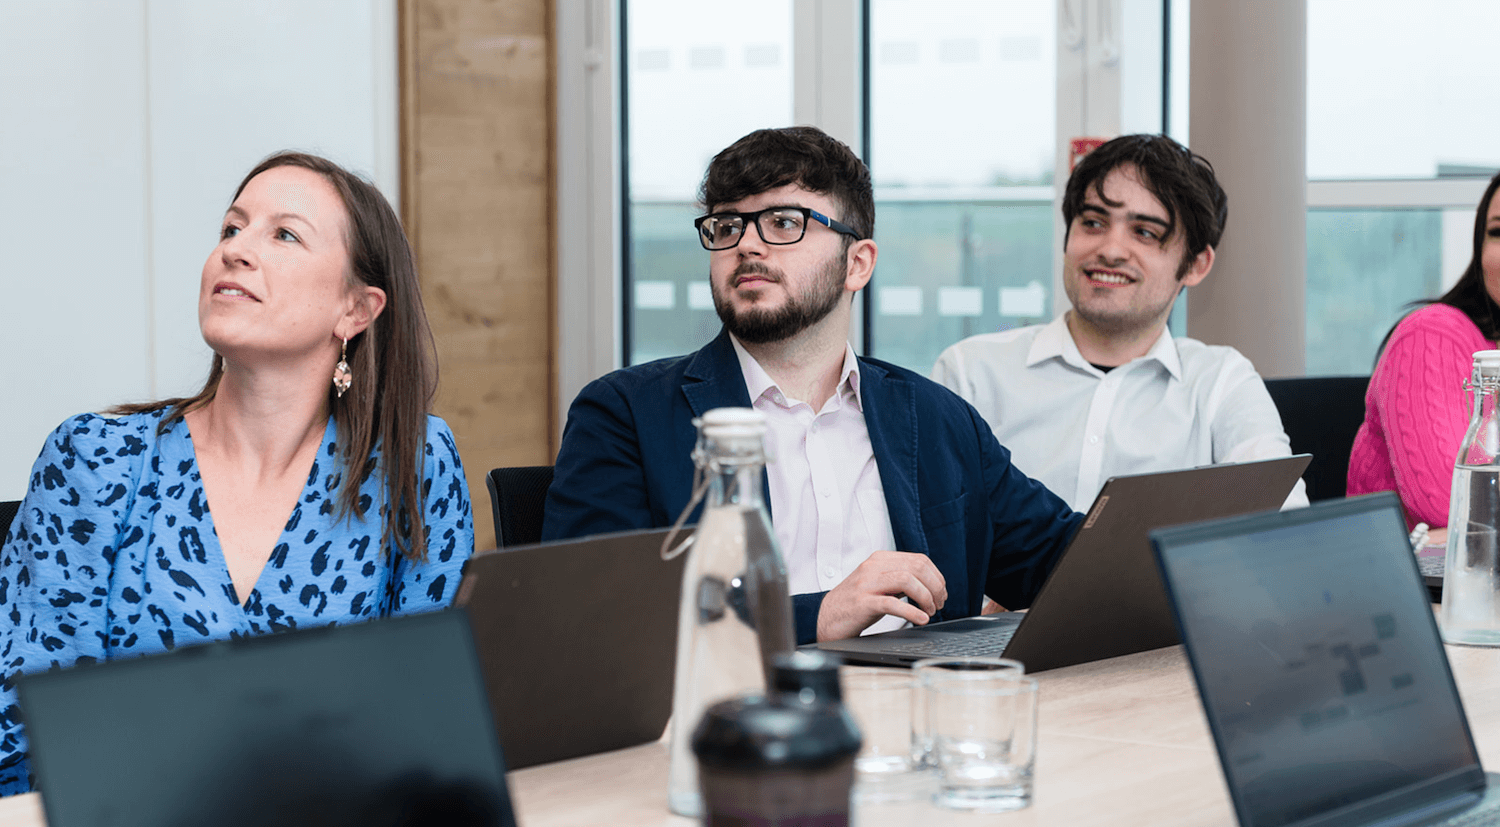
[555,0,1170,429]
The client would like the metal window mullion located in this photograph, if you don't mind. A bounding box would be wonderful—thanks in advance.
[555,0,623,440]
[1307,178,1493,210]
[793,0,866,352]
[793,1,864,157]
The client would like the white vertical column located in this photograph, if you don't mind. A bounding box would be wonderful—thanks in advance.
[794,0,865,350]
[792,0,863,153]
[555,0,622,439]
[1052,0,1089,319]
[1054,0,1162,320]
[1187,0,1307,377]
[1118,0,1165,134]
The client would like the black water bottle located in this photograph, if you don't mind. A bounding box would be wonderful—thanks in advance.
[691,651,862,827]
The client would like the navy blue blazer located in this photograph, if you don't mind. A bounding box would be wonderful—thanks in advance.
[543,330,1083,644]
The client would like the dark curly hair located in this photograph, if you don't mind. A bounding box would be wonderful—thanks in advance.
[1062,134,1227,278]
[699,126,874,245]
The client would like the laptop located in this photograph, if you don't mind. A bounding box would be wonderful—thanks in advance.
[1418,544,1446,602]
[807,454,1310,672]
[1152,492,1500,827]
[19,610,516,827]
[455,526,689,769]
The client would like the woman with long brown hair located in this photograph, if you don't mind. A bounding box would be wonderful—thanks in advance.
[0,152,473,795]
[1348,171,1500,544]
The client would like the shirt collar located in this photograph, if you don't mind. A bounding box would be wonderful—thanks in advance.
[730,334,864,412]
[1026,312,1182,380]
[1141,324,1183,379]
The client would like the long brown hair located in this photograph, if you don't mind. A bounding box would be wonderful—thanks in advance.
[1375,171,1500,362]
[112,151,438,562]
[1431,171,1500,339]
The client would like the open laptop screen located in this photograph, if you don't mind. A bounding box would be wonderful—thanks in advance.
[20,610,515,827]
[1154,496,1485,827]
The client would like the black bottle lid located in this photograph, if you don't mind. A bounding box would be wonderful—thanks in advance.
[770,651,844,704]
[691,652,861,772]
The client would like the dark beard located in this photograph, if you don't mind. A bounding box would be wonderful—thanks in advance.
[712,256,847,345]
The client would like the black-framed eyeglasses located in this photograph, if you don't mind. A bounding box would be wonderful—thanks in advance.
[693,206,863,251]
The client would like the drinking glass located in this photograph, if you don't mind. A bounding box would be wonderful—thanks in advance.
[925,663,1038,811]
[912,657,1024,770]
[841,667,929,802]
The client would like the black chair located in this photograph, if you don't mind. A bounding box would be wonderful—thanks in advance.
[1264,376,1371,502]
[0,500,17,540]
[485,466,554,549]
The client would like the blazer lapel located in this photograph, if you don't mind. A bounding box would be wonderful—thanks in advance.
[682,329,754,415]
[861,359,926,556]
[678,329,771,518]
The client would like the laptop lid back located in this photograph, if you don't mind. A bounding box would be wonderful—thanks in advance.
[1153,493,1486,827]
[1003,454,1310,672]
[20,610,515,827]
[455,526,688,769]
[805,456,1308,671]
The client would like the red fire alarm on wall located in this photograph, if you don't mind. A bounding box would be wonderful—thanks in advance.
[1069,137,1109,171]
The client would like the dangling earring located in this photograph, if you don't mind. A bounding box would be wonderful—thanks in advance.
[333,337,352,398]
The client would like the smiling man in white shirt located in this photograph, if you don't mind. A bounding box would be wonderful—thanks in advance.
[931,134,1307,511]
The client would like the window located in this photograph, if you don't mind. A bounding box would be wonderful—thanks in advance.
[1305,0,1500,374]
[570,0,1172,390]
[624,1,793,364]
[866,0,1056,372]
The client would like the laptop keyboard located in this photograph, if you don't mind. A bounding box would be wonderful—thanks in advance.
[871,624,1019,658]
[1418,554,1445,578]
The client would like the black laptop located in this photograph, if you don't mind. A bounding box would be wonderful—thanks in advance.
[455,526,689,769]
[19,610,516,827]
[1418,543,1446,601]
[1153,492,1500,827]
[807,455,1310,672]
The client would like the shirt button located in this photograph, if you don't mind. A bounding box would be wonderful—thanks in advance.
[823,566,836,578]
[820,488,832,498]
[1089,435,1100,444]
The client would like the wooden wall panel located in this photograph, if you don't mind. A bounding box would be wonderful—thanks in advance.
[400,0,555,551]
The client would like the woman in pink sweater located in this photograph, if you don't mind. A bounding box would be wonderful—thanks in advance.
[1348,172,1500,543]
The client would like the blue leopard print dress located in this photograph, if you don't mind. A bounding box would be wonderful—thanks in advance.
[0,410,474,795]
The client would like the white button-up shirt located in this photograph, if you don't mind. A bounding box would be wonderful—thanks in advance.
[931,315,1308,512]
[730,337,906,634]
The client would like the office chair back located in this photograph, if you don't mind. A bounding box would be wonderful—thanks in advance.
[0,500,17,541]
[485,466,554,549]
[1264,375,1370,502]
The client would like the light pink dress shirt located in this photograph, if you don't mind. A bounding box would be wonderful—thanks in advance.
[729,337,905,635]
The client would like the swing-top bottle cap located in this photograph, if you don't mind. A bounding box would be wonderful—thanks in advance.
[1474,350,1500,367]
[697,407,767,439]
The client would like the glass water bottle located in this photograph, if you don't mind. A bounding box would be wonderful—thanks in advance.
[1442,349,1500,645]
[666,408,796,817]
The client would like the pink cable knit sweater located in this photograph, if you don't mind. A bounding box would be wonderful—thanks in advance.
[1347,303,1494,527]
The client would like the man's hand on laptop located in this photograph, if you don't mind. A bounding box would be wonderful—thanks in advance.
[816,551,948,641]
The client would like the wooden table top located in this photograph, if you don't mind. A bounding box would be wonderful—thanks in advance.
[506,645,1234,827]
[503,643,1500,827]
[5,641,1500,826]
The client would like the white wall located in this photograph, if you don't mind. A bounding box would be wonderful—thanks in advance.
[0,0,397,500]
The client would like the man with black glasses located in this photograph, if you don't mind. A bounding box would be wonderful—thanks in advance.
[932,134,1306,512]
[543,126,1081,645]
